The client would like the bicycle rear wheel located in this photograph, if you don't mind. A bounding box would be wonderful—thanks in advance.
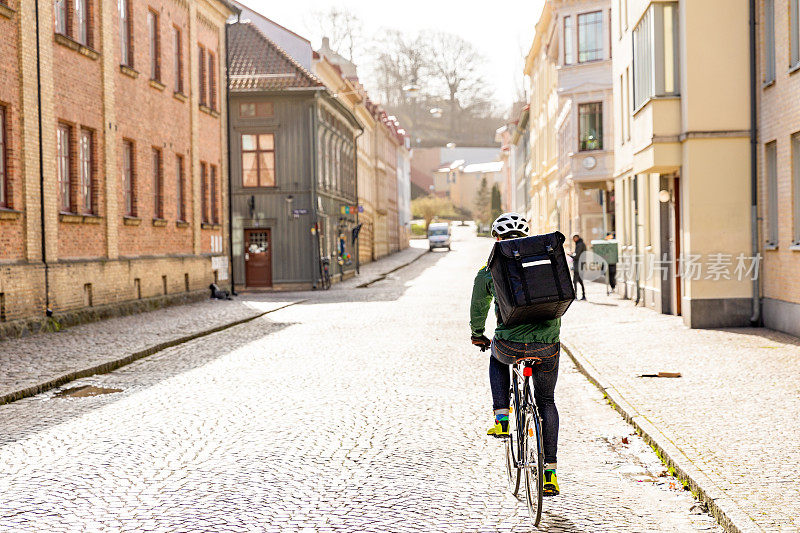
[504,388,521,497]
[522,405,544,527]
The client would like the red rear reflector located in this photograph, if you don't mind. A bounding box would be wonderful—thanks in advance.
[523,367,533,377]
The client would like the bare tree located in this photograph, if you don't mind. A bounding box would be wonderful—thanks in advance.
[370,29,429,107]
[422,31,491,130]
[309,7,362,61]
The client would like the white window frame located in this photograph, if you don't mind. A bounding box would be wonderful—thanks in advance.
[80,129,93,214]
[633,2,680,110]
[119,0,131,66]
[577,10,604,63]
[564,16,575,65]
[793,133,800,245]
[55,0,67,35]
[75,0,88,46]
[764,0,776,83]
[792,0,800,68]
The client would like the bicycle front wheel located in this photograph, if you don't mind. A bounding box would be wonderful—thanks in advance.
[522,406,544,527]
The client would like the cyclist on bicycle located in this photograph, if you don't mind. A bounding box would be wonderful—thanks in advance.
[470,212,561,496]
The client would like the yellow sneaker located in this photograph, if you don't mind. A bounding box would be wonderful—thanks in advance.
[487,418,509,438]
[543,469,560,496]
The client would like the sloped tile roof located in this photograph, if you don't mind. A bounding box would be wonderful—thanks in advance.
[228,22,323,91]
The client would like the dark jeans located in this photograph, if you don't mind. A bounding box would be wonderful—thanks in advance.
[608,264,617,290]
[573,270,585,298]
[489,339,560,464]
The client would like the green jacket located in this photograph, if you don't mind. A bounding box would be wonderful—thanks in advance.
[470,265,560,343]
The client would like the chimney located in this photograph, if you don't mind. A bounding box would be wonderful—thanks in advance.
[321,37,330,51]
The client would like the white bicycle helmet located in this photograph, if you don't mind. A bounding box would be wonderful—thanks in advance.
[491,212,530,239]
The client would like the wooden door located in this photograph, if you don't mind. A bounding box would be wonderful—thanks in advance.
[244,229,272,287]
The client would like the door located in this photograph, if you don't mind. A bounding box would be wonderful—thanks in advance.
[244,229,272,287]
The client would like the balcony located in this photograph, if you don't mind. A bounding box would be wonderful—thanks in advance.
[632,97,682,175]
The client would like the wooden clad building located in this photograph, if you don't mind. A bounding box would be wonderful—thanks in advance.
[227,22,361,290]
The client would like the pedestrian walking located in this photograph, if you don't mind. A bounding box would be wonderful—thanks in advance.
[571,235,587,300]
[605,232,616,290]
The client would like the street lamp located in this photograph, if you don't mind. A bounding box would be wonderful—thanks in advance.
[429,107,443,118]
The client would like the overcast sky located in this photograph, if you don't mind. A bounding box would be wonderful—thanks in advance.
[241,0,545,109]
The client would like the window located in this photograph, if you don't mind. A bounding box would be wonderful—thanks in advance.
[765,141,778,246]
[200,162,208,223]
[198,45,206,106]
[633,2,679,109]
[618,74,625,144]
[123,139,135,216]
[75,0,89,46]
[578,11,603,62]
[579,102,603,151]
[210,164,218,223]
[625,67,631,141]
[148,10,160,81]
[80,129,93,214]
[55,0,67,35]
[0,106,6,208]
[764,0,775,83]
[173,26,183,93]
[241,133,275,187]
[208,51,216,110]
[792,0,800,67]
[152,147,163,219]
[564,16,575,65]
[793,133,800,244]
[57,124,72,213]
[119,0,132,66]
[239,102,274,118]
[176,154,185,221]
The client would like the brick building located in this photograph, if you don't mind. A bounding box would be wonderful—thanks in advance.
[0,0,234,329]
[758,0,800,337]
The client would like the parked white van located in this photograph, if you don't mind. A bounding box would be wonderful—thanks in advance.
[427,222,451,251]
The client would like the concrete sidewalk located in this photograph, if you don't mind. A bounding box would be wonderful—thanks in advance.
[560,282,800,533]
[0,245,427,407]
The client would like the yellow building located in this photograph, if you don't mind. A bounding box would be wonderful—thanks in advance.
[525,4,560,235]
[313,43,378,266]
[525,0,616,243]
[612,0,754,327]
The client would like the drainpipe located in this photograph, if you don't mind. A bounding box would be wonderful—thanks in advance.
[225,19,236,295]
[310,97,320,289]
[34,0,52,317]
[749,0,761,326]
[633,175,641,305]
[354,129,363,275]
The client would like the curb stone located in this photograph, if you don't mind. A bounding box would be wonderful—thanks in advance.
[0,300,304,407]
[560,341,764,533]
[356,249,430,288]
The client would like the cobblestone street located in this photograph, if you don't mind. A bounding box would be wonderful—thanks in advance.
[0,227,720,532]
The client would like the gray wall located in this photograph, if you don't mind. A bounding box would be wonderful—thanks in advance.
[230,93,317,286]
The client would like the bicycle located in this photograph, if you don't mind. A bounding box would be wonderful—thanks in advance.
[319,256,331,290]
[480,344,545,527]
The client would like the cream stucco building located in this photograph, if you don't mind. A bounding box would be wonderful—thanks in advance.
[525,0,615,242]
[612,0,754,327]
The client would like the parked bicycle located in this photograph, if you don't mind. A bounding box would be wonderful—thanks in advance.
[479,344,545,527]
[319,256,331,290]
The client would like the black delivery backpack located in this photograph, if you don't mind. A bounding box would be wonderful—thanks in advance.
[487,231,575,326]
